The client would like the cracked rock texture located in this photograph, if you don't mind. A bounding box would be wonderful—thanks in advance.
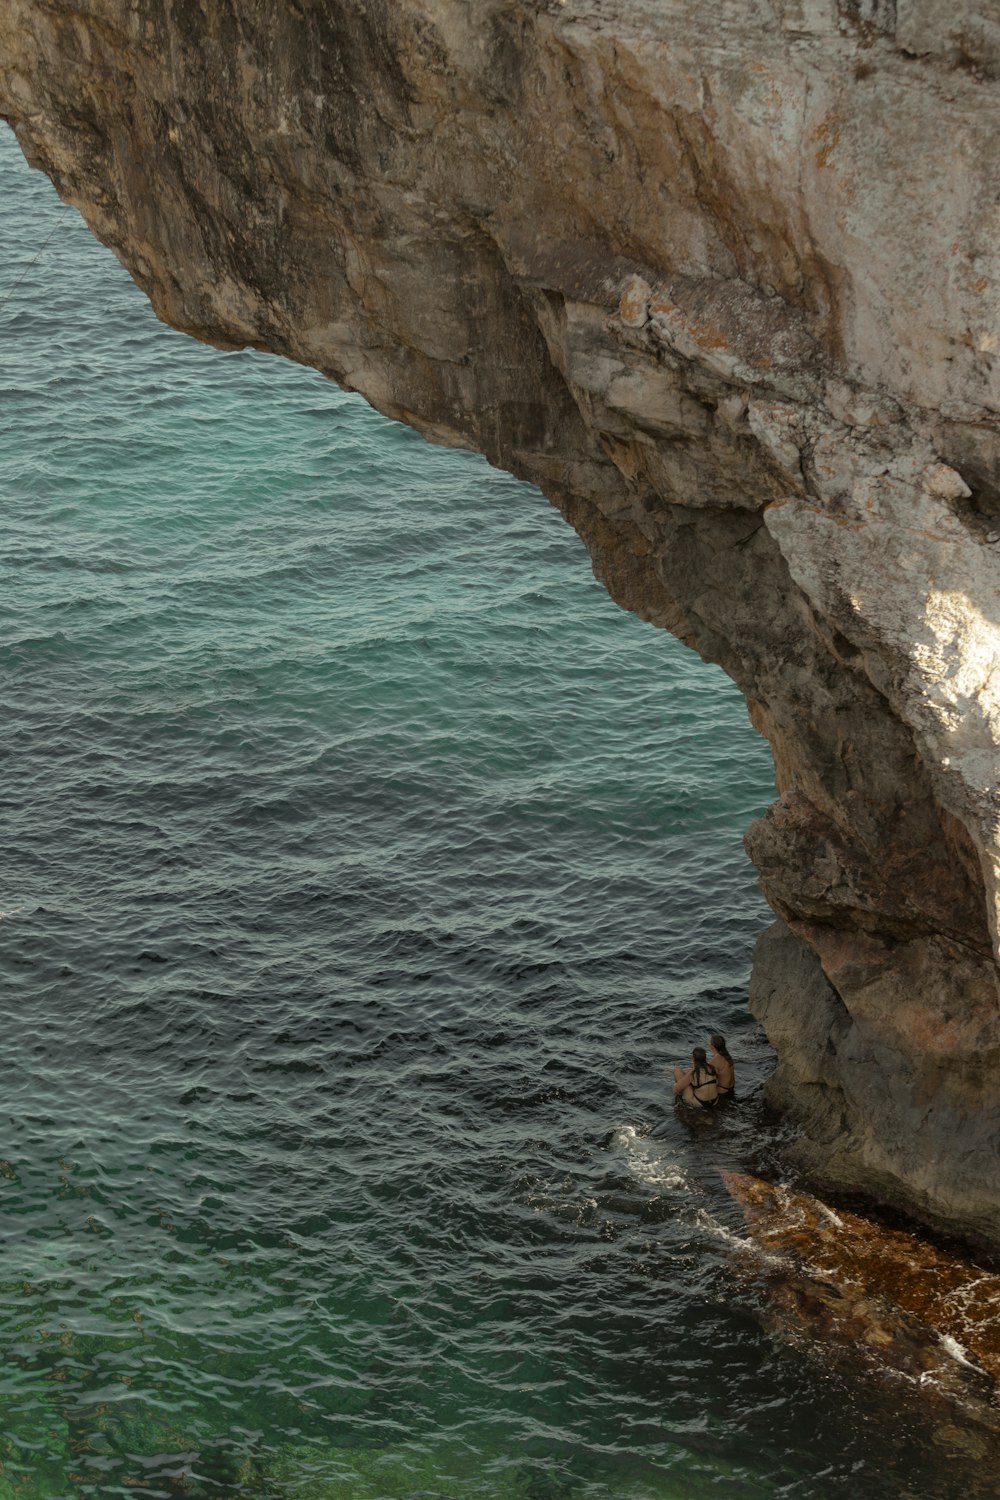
[3,0,1000,1243]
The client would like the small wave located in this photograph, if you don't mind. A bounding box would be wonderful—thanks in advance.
[608,1123,691,1191]
[693,1208,786,1262]
[940,1332,988,1375]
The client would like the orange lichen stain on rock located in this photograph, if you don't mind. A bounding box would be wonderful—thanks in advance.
[690,318,729,350]
[809,111,842,170]
[618,273,651,327]
[833,512,866,529]
[722,1173,1000,1391]
[975,277,990,293]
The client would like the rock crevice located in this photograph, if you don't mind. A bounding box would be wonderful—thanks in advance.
[4,0,1000,1241]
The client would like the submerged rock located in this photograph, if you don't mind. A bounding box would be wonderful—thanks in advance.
[723,1170,1000,1431]
[2,2,1000,1241]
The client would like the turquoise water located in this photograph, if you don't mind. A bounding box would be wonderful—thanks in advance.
[1,124,992,1499]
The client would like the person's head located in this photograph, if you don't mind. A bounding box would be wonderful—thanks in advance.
[692,1046,708,1069]
[710,1034,731,1059]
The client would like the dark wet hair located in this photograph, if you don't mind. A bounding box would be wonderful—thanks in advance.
[710,1034,732,1060]
[691,1046,715,1084]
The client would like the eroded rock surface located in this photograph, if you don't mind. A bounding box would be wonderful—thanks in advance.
[3,1,1000,1240]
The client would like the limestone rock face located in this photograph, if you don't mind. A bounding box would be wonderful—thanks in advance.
[3,1,1000,1241]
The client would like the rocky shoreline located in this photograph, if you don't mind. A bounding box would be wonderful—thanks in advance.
[3,1,999,1243]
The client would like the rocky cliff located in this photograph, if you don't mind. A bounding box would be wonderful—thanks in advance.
[4,0,1000,1244]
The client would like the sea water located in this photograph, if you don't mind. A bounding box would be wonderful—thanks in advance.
[0,124,990,1500]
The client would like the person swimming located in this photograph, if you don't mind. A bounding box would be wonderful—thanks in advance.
[709,1034,735,1097]
[673,1047,719,1110]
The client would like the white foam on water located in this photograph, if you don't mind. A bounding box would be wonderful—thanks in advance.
[940,1272,1000,1320]
[610,1123,690,1191]
[694,1209,789,1265]
[939,1332,985,1373]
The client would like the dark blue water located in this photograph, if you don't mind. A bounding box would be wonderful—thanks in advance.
[3,123,992,1500]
